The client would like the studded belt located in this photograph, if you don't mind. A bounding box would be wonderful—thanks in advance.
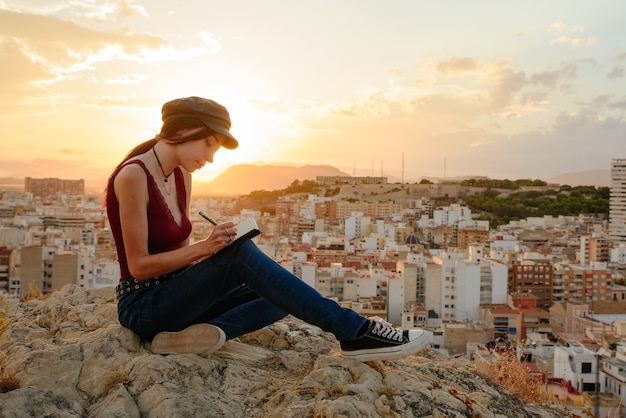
[116,269,183,300]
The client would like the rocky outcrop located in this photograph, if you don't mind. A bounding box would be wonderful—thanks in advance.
[0,285,581,417]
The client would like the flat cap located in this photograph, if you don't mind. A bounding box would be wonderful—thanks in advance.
[161,96,238,149]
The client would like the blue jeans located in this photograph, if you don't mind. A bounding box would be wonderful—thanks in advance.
[118,239,367,341]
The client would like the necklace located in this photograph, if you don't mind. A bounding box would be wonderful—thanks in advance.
[152,147,170,182]
[152,147,173,195]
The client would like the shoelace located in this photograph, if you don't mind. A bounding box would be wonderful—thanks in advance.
[371,320,403,342]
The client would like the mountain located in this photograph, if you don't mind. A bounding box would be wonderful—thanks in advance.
[0,284,577,417]
[545,169,610,188]
[193,164,350,195]
[0,177,24,191]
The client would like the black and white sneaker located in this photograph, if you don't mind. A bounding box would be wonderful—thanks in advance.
[340,317,432,362]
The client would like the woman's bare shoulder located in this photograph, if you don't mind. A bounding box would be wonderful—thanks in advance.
[114,160,149,190]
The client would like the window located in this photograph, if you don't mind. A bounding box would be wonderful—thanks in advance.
[581,362,592,374]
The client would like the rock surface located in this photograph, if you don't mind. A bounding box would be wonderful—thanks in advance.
[0,285,582,417]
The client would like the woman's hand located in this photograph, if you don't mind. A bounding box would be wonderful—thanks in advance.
[201,222,238,255]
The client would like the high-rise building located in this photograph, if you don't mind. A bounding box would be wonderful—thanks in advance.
[24,177,85,198]
[609,159,626,243]
[509,259,554,309]
[0,247,11,295]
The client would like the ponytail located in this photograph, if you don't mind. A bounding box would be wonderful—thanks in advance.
[113,138,157,171]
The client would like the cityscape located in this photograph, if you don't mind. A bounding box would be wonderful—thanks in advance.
[1,159,626,414]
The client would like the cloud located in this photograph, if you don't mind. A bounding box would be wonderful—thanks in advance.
[104,73,146,84]
[483,60,527,108]
[607,97,626,110]
[0,37,54,115]
[89,95,155,108]
[247,97,289,114]
[434,57,477,74]
[113,0,148,21]
[0,8,220,113]
[289,57,551,137]
[547,22,597,47]
[549,35,597,47]
[548,22,586,34]
[547,22,569,33]
[607,66,625,80]
[552,110,596,136]
[7,0,150,22]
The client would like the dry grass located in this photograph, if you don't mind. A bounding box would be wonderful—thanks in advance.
[475,348,554,404]
[22,282,50,302]
[102,364,132,392]
[0,297,19,393]
[0,297,16,339]
[0,283,56,393]
[0,364,19,393]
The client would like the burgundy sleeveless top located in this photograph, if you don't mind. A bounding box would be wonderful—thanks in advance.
[106,160,192,282]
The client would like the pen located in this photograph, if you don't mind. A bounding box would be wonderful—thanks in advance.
[198,211,218,226]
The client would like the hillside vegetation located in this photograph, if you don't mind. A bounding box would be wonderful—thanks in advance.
[464,183,609,227]
[236,178,610,225]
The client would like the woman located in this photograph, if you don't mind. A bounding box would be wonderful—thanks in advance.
[106,96,431,362]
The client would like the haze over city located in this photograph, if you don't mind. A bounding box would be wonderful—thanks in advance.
[1,0,625,190]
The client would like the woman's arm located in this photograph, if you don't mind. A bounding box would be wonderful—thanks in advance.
[114,164,233,280]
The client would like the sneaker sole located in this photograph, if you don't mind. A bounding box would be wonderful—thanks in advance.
[342,330,433,362]
[151,323,226,355]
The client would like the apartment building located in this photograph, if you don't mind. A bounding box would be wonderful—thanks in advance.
[580,235,611,265]
[444,321,494,356]
[609,158,626,243]
[601,345,626,413]
[20,245,55,296]
[430,246,508,322]
[315,200,338,226]
[315,175,387,186]
[456,226,489,249]
[508,293,551,338]
[275,198,297,237]
[18,245,94,297]
[432,204,473,227]
[484,307,522,343]
[344,212,372,240]
[0,247,10,295]
[547,301,617,337]
[509,259,554,309]
[550,301,587,334]
[396,253,427,305]
[24,177,85,198]
[555,263,615,305]
[334,200,403,221]
[401,301,428,329]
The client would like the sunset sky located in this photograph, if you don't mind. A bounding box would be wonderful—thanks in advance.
[1,1,625,189]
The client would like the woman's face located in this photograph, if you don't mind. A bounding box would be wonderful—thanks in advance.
[177,133,226,172]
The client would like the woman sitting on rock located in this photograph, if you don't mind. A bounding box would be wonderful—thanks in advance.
[105,96,431,362]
